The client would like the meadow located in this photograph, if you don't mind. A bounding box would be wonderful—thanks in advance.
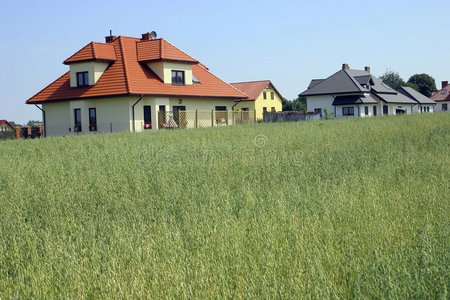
[0,113,448,298]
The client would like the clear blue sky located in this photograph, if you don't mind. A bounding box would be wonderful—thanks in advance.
[1,0,448,124]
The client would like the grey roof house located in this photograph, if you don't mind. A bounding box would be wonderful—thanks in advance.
[300,64,433,119]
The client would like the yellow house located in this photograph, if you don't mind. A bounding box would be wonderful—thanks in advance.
[0,120,14,132]
[231,80,284,120]
[26,32,248,136]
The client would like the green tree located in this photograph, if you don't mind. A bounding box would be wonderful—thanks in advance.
[407,74,437,97]
[379,70,405,90]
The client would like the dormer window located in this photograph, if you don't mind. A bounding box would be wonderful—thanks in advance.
[77,72,89,87]
[171,70,185,85]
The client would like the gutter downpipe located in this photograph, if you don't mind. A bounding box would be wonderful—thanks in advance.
[232,99,241,110]
[35,104,46,137]
[132,95,143,132]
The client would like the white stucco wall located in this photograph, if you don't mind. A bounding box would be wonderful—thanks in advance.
[433,101,449,112]
[146,61,193,85]
[69,61,110,87]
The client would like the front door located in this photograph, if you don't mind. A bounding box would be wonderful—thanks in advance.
[173,106,186,128]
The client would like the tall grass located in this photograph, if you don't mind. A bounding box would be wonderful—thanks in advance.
[0,113,448,298]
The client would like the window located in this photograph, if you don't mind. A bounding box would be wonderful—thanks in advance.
[171,70,185,85]
[76,72,89,87]
[442,89,447,95]
[427,106,430,112]
[263,92,267,100]
[383,105,388,115]
[242,107,249,111]
[420,106,423,113]
[263,107,267,114]
[215,106,227,125]
[342,107,354,116]
[74,108,81,132]
[89,108,97,131]
[271,107,275,112]
[373,106,377,116]
[192,75,200,84]
[143,105,152,129]
[442,103,448,111]
[364,106,369,115]
[271,92,274,100]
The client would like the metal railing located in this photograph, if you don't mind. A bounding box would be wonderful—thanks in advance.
[158,110,256,130]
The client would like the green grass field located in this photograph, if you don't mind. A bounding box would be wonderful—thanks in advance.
[0,113,449,298]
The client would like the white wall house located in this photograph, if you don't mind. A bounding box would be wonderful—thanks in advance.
[27,32,247,137]
[300,64,434,119]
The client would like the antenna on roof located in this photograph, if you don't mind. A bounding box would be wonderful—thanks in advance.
[150,31,157,39]
[110,30,112,36]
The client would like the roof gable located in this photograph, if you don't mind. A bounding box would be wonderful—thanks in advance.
[64,42,117,64]
[0,120,14,129]
[230,80,284,101]
[430,83,450,101]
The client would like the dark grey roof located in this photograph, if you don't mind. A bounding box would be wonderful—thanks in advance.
[354,75,372,86]
[300,69,369,96]
[346,69,396,94]
[397,86,436,104]
[332,94,378,105]
[308,79,325,89]
[373,91,417,104]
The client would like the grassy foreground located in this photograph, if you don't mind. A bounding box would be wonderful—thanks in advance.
[0,113,449,298]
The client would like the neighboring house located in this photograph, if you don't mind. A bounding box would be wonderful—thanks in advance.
[397,86,435,113]
[230,80,284,120]
[26,32,247,136]
[431,81,450,112]
[0,120,14,132]
[300,64,417,119]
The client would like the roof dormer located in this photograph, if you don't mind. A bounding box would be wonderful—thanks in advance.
[137,37,198,85]
[64,42,116,87]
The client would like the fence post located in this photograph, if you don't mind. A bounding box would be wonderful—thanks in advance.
[211,110,214,127]
[195,110,198,128]
[15,127,20,140]
[241,110,243,124]
[26,126,31,137]
[38,126,43,138]
[110,123,112,133]
[254,111,257,123]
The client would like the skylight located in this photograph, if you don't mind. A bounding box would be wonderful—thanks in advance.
[381,82,391,90]
[442,89,447,95]
[192,75,200,84]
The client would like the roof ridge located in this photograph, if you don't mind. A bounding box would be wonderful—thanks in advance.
[118,36,131,94]
[230,80,271,84]
[91,42,97,59]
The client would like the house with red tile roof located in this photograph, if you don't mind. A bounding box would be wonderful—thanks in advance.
[26,32,248,136]
[0,120,15,132]
[431,81,450,112]
[230,80,284,120]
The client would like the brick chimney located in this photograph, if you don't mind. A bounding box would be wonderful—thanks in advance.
[105,35,116,43]
[342,63,349,70]
[141,32,152,41]
[364,66,370,73]
[442,81,448,89]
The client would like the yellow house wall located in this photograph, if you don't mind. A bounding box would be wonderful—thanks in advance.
[254,86,283,120]
[69,61,109,87]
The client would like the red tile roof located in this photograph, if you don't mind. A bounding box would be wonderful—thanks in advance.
[64,42,117,64]
[230,80,284,101]
[27,36,247,104]
[0,120,14,129]
[431,82,450,102]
